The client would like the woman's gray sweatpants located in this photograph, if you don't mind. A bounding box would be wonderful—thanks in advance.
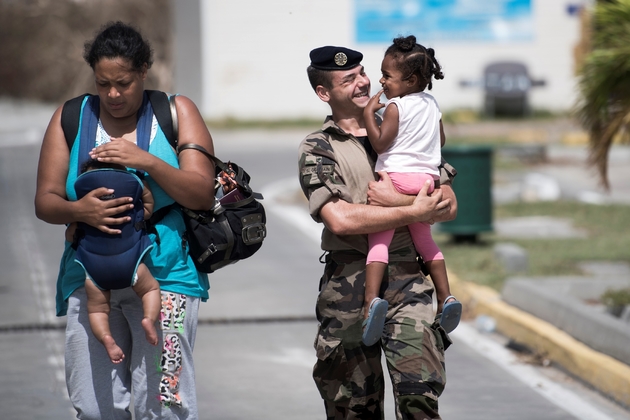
[64,286,200,420]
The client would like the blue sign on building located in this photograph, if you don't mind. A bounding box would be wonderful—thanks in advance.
[356,0,533,43]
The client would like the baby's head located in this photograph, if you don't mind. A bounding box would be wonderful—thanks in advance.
[383,35,444,92]
[80,159,126,174]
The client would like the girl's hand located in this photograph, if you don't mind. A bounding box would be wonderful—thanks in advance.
[76,187,134,234]
[89,137,150,170]
[364,89,385,116]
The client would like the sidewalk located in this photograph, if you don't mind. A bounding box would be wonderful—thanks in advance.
[444,117,630,408]
[451,274,630,408]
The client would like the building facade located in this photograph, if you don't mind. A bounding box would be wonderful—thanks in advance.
[174,0,591,120]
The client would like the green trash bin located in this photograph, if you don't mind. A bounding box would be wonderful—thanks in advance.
[439,145,493,242]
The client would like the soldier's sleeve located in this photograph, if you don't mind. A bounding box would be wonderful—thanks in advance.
[439,157,457,186]
[298,132,354,223]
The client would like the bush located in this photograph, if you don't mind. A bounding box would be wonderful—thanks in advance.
[600,288,630,317]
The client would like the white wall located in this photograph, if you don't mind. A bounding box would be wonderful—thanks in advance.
[173,0,202,107]
[190,0,586,120]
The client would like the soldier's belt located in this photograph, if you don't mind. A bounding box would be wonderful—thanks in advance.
[326,250,366,264]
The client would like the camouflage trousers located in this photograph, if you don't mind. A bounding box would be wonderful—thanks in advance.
[313,251,451,420]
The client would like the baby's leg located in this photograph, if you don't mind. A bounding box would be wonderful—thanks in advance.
[85,279,124,363]
[132,263,161,345]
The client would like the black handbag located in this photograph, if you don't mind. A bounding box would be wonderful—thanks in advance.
[177,143,267,273]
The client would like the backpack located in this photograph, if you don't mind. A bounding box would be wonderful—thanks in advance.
[61,90,267,273]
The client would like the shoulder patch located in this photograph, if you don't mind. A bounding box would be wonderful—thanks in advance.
[304,135,334,154]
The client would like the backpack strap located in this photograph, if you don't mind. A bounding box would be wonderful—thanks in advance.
[77,96,100,174]
[61,90,177,152]
[61,93,91,151]
[147,90,178,150]
[76,93,155,174]
[135,92,153,154]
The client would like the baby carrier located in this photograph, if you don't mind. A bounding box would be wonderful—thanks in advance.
[73,168,152,290]
[71,94,154,290]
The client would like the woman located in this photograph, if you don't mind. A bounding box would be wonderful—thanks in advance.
[34,21,214,419]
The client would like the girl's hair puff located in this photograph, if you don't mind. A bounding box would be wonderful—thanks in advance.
[385,35,443,90]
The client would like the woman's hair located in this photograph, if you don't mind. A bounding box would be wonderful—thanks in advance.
[385,35,444,91]
[83,21,153,72]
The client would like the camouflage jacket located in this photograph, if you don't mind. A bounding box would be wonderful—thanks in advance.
[297,116,455,257]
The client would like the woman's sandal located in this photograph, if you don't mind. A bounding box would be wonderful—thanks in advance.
[440,295,462,334]
[362,297,389,346]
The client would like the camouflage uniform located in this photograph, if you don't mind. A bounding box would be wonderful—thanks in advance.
[298,117,454,420]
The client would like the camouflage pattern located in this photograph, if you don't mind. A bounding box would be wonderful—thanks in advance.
[314,251,450,420]
[299,118,453,420]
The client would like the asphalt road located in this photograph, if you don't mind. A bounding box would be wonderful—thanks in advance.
[0,117,627,419]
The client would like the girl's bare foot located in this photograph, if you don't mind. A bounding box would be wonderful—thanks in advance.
[101,334,125,364]
[141,317,158,345]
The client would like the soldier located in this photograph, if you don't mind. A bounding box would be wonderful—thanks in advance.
[298,46,458,419]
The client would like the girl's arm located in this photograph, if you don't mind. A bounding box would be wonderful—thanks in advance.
[440,119,446,147]
[363,89,399,154]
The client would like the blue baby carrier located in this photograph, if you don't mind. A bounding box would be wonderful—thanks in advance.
[71,94,154,290]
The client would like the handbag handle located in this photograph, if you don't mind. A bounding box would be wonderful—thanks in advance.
[177,143,258,197]
[177,143,230,172]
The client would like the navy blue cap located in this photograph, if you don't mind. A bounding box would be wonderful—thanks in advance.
[309,46,363,70]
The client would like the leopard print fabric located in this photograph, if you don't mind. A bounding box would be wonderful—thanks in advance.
[158,292,187,407]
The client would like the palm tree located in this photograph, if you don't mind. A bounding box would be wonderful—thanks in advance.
[575,0,630,189]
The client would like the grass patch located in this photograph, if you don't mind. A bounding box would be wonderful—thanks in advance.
[432,235,509,289]
[204,110,570,131]
[435,201,630,291]
[441,108,569,124]
[206,117,321,130]
[446,136,510,147]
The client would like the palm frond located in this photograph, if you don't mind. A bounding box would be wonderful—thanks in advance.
[575,0,630,189]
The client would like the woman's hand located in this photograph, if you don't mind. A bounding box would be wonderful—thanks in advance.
[89,137,152,170]
[74,187,134,234]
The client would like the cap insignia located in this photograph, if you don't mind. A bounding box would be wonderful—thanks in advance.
[334,52,348,67]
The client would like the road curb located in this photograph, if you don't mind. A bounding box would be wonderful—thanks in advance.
[450,272,630,408]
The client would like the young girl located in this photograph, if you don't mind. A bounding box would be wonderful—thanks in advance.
[362,35,461,346]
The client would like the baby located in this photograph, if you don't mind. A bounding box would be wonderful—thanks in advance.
[66,159,161,363]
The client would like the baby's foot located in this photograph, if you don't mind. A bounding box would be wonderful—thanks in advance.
[141,317,158,346]
[101,334,125,364]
